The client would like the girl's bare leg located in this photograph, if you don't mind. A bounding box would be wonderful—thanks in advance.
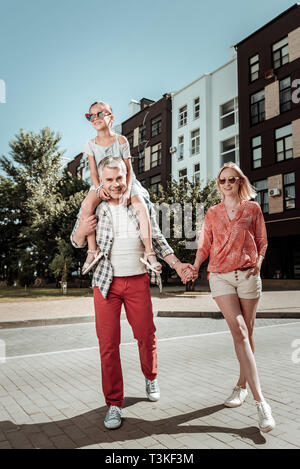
[237,297,259,388]
[214,293,264,402]
[131,195,162,271]
[81,190,101,265]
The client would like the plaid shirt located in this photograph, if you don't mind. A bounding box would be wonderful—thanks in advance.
[71,201,174,298]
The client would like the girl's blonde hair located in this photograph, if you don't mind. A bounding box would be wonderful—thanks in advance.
[89,101,113,114]
[217,161,257,201]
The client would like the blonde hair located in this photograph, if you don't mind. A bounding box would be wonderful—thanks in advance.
[89,101,113,114]
[217,162,257,201]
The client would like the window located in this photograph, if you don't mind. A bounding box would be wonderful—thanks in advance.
[194,97,200,119]
[126,131,134,148]
[179,168,187,183]
[250,90,265,125]
[194,163,200,185]
[191,129,200,156]
[251,136,262,169]
[178,105,187,127]
[275,124,293,162]
[249,54,259,82]
[283,172,296,210]
[254,179,268,213]
[151,115,161,137]
[221,136,239,165]
[220,98,238,129]
[272,37,289,69]
[138,151,145,174]
[178,136,184,161]
[280,77,292,113]
[139,124,146,142]
[150,143,162,169]
[150,174,161,196]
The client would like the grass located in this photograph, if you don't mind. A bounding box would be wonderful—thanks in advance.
[0,287,93,302]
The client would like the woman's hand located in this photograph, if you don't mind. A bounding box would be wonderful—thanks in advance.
[245,265,260,278]
[120,189,131,207]
[98,188,111,201]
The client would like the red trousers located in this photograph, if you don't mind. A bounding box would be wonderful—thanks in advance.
[93,273,157,408]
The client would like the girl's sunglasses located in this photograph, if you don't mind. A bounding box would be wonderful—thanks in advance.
[85,111,111,122]
[218,176,240,185]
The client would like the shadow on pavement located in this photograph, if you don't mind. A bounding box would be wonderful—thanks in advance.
[0,398,266,449]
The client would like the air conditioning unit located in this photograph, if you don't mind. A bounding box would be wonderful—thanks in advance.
[169,146,177,154]
[268,188,281,197]
[264,69,275,80]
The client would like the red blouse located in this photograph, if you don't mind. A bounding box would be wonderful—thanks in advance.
[197,200,268,273]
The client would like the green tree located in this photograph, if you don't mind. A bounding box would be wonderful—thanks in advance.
[49,238,76,285]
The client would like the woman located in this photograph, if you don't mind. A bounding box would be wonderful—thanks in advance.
[188,162,275,433]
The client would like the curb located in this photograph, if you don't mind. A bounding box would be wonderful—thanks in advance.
[157,311,300,319]
[0,316,95,330]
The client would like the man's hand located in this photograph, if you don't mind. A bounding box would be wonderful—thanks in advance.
[175,262,197,284]
[72,215,98,247]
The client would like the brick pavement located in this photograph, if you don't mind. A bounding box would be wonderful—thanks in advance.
[0,320,300,449]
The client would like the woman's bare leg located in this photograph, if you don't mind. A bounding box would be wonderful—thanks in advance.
[237,297,259,388]
[214,293,264,402]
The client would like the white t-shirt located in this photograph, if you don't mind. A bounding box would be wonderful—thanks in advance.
[108,204,147,277]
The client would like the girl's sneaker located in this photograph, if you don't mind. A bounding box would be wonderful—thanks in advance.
[224,386,248,407]
[82,249,103,275]
[255,400,276,433]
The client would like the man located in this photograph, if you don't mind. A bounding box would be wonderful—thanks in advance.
[71,156,194,430]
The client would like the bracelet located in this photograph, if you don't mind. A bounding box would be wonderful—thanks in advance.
[96,184,104,197]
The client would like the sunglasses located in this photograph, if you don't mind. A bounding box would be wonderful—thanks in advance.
[85,111,111,122]
[218,176,240,185]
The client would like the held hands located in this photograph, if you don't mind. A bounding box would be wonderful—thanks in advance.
[175,263,198,284]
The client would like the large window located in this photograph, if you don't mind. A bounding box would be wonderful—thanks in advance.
[151,115,162,137]
[221,136,239,165]
[275,124,293,162]
[249,54,259,82]
[254,179,268,213]
[138,151,145,174]
[179,168,187,183]
[194,97,200,119]
[272,37,289,69]
[220,98,238,129]
[251,135,262,169]
[280,76,292,113]
[284,172,296,210]
[250,90,265,125]
[150,143,162,169]
[150,174,161,196]
[191,129,200,156]
[139,124,146,143]
[178,105,187,127]
[178,136,184,161]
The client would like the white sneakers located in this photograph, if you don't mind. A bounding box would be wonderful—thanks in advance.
[225,385,276,433]
[224,386,248,408]
[145,378,160,402]
[104,405,122,430]
[255,400,276,433]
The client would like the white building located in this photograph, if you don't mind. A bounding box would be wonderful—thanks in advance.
[171,50,238,185]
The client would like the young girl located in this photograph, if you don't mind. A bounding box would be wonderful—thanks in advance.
[80,100,162,276]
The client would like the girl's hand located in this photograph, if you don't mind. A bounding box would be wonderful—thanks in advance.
[99,188,111,201]
[120,190,131,207]
[245,265,260,279]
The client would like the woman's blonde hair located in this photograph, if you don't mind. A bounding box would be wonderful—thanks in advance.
[217,161,257,201]
[89,100,113,114]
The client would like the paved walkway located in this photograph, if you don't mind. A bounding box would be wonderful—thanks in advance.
[0,288,300,328]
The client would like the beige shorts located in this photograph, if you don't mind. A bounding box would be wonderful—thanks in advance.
[209,269,262,299]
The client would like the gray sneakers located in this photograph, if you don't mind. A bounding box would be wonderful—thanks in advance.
[145,378,160,401]
[104,405,122,430]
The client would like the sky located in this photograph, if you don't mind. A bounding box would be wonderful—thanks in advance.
[0,0,297,168]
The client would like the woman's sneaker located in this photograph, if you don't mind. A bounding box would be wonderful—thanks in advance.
[224,386,248,408]
[104,406,122,430]
[255,400,276,433]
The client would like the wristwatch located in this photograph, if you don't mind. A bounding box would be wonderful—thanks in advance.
[96,183,104,197]
[170,258,179,269]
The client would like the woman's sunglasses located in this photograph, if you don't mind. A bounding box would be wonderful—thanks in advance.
[218,176,240,185]
[85,111,111,122]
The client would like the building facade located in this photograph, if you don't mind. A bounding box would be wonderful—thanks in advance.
[171,53,238,185]
[121,95,172,195]
[235,3,300,278]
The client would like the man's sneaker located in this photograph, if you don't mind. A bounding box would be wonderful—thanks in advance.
[104,406,122,430]
[145,378,160,402]
[255,400,276,433]
[224,386,248,408]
